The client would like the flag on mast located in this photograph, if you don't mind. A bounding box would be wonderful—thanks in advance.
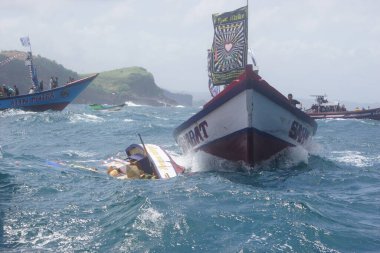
[20,36,31,47]
[210,6,248,86]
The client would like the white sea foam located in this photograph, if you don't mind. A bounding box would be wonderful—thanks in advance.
[0,109,36,118]
[153,115,169,120]
[331,150,372,167]
[165,151,187,168]
[254,145,310,171]
[125,101,143,107]
[135,206,165,238]
[184,144,311,172]
[186,151,242,172]
[61,150,96,158]
[69,113,104,123]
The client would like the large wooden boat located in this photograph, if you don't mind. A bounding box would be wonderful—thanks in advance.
[305,95,380,120]
[0,75,98,111]
[0,37,97,112]
[173,6,317,166]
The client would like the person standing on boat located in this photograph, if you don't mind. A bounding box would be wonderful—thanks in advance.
[39,81,44,91]
[49,77,54,89]
[0,85,5,97]
[28,86,35,94]
[14,85,19,96]
[2,85,10,97]
[54,77,59,88]
[288,93,301,107]
[50,77,58,89]
[7,86,15,96]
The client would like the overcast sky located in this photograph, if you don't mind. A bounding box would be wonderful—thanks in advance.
[1,0,380,103]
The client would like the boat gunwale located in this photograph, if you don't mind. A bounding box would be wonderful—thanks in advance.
[173,66,317,137]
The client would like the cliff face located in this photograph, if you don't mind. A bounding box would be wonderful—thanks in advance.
[0,51,192,106]
[163,90,192,106]
[77,67,192,106]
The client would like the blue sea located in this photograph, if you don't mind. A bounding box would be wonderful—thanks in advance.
[0,104,379,252]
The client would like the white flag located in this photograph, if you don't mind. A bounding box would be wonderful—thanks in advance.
[20,36,30,47]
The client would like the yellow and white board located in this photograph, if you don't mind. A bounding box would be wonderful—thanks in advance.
[145,144,177,179]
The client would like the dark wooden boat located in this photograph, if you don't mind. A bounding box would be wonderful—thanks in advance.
[305,95,380,120]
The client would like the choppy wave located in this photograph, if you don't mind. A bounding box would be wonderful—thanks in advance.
[1,105,380,252]
[125,101,143,107]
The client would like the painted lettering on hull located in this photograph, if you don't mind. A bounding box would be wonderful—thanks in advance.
[288,120,310,144]
[177,120,209,153]
[9,92,55,107]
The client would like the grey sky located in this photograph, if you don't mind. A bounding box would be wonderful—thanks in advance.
[1,0,380,103]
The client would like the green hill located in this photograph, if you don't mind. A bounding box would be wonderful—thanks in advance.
[0,51,192,106]
[86,67,164,99]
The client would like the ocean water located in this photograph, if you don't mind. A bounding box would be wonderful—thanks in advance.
[0,104,379,252]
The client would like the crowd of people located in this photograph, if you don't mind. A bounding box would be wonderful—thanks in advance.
[0,84,19,97]
[1,76,76,97]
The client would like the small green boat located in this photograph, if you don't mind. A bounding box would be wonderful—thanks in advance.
[89,103,126,111]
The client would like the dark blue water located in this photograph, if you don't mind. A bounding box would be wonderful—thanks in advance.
[1,104,379,252]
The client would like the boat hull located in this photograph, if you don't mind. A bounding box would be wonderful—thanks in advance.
[307,108,380,120]
[0,74,98,111]
[173,66,317,166]
[89,103,126,111]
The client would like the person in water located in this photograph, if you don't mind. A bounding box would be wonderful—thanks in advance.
[107,162,156,179]
[288,93,301,107]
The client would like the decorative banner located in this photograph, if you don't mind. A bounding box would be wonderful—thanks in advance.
[207,49,220,97]
[210,6,248,86]
[25,52,39,87]
[208,78,220,97]
[20,36,31,47]
[0,52,26,67]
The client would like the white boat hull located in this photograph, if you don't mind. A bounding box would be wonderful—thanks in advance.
[174,66,317,166]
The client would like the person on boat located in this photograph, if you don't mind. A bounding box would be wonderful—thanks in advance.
[7,86,15,96]
[29,86,35,94]
[50,77,54,89]
[39,80,44,91]
[288,93,301,107]
[54,77,59,88]
[50,77,58,89]
[2,85,9,97]
[14,85,19,96]
[0,85,5,97]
